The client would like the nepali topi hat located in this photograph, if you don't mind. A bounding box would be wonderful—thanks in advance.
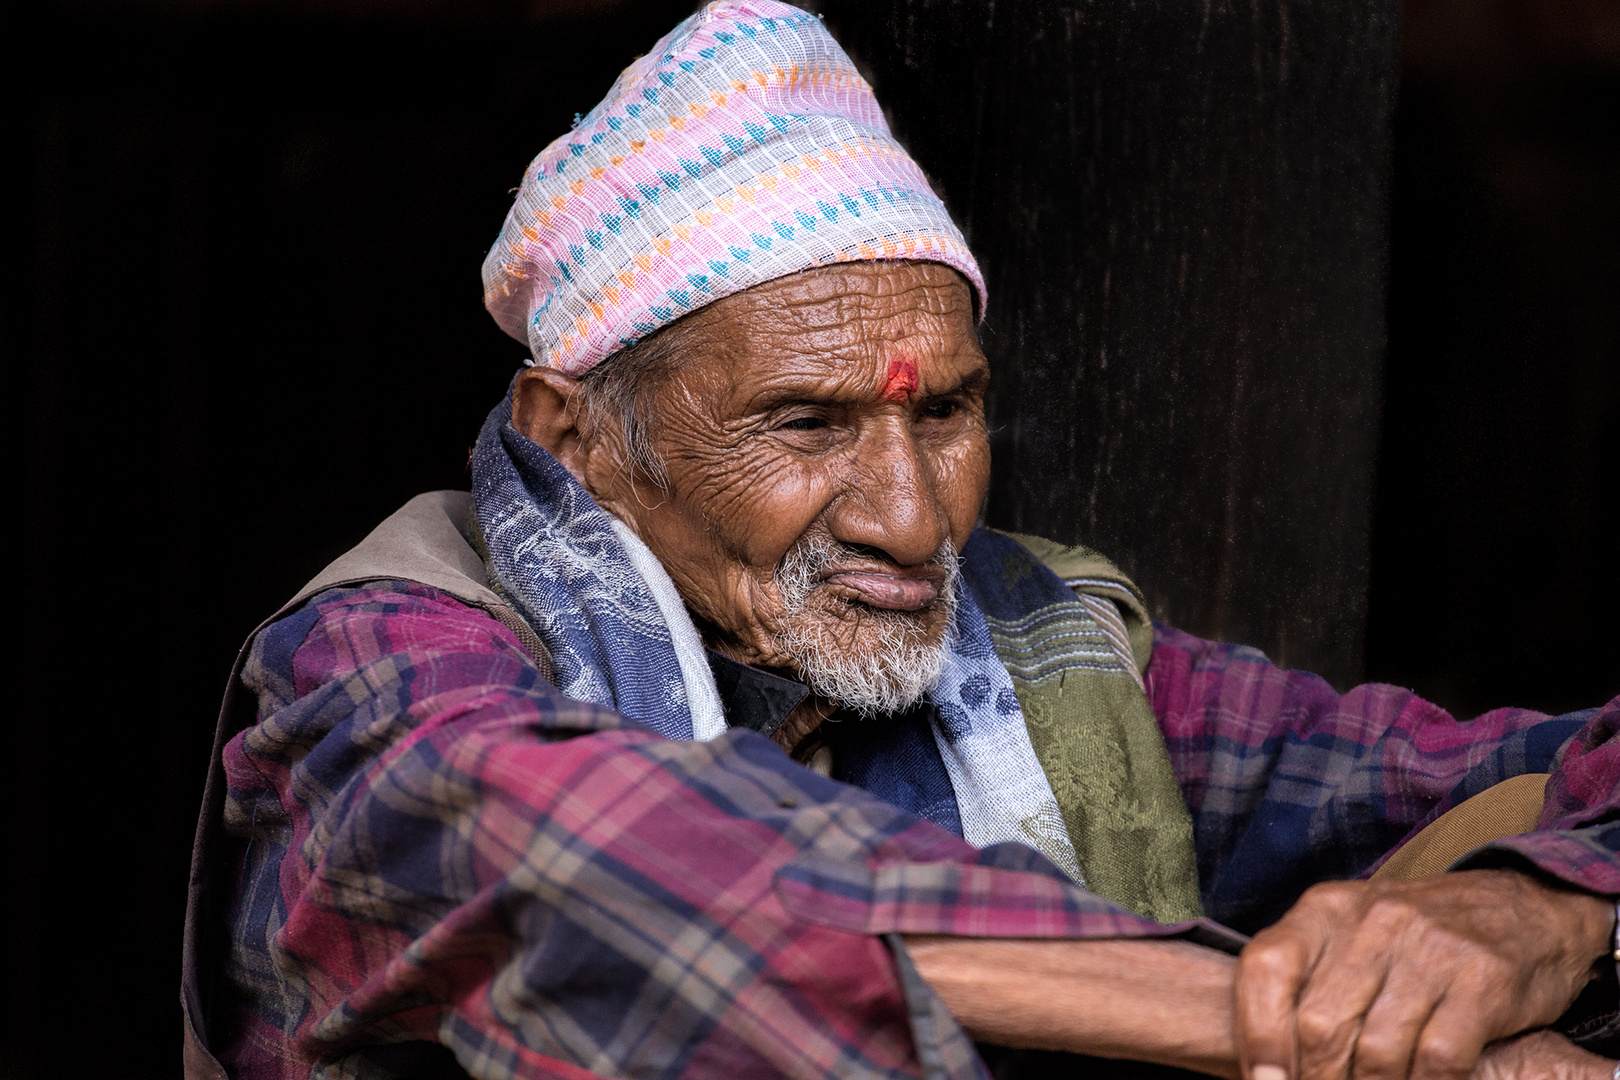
[481,0,986,375]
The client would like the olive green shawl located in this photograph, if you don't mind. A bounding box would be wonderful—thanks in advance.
[979,531,1203,923]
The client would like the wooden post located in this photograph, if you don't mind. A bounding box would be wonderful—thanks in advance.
[821,0,1398,687]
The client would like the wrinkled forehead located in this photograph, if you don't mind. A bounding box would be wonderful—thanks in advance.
[729,261,976,341]
[672,261,986,402]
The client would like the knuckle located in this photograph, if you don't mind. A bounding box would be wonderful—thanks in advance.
[1413,1031,1473,1080]
[1301,881,1373,929]
[1363,894,1419,928]
[1294,1005,1345,1047]
[1299,880,1351,908]
[1239,943,1305,988]
[1241,940,1292,971]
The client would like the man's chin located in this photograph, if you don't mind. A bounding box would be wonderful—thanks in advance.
[777,605,953,718]
[770,537,962,717]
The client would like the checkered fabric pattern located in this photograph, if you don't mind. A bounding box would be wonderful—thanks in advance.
[213,580,1620,1078]
[215,583,1190,1080]
[1149,624,1620,932]
[481,0,985,374]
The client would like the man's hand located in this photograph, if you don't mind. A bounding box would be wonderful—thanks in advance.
[1236,869,1614,1080]
[1471,1031,1613,1080]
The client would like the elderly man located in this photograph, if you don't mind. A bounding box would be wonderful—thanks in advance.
[182,3,1620,1079]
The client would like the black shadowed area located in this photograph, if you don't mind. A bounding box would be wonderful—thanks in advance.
[6,0,1615,1075]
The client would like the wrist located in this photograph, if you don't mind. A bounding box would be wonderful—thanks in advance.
[1509,871,1616,975]
[905,936,1240,1078]
[1568,889,1618,975]
[1474,1030,1614,1080]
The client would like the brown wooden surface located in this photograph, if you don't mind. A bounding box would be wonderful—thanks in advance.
[821,0,1398,688]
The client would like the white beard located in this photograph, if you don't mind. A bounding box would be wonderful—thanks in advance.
[772,533,959,717]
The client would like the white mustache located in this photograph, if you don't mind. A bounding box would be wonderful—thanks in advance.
[772,533,959,718]
[775,533,961,604]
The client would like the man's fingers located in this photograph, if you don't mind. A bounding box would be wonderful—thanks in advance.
[1237,926,1321,1080]
[1348,969,1440,1080]
[1238,873,1609,1080]
[1409,998,1490,1080]
[1293,952,1388,1080]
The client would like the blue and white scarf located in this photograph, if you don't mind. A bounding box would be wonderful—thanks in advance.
[470,397,1083,882]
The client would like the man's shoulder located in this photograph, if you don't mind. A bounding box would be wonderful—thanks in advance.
[993,531,1121,585]
[288,490,495,613]
[988,531,1146,609]
[264,490,552,677]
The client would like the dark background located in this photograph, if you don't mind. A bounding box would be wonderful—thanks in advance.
[5,0,1616,1075]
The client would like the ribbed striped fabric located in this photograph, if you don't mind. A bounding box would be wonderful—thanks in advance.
[481,0,986,374]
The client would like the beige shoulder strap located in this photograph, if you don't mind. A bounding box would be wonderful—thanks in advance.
[285,490,550,678]
[1371,773,1549,881]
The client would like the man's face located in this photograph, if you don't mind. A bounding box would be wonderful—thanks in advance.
[585,260,991,711]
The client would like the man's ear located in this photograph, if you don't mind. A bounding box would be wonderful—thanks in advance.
[512,366,592,484]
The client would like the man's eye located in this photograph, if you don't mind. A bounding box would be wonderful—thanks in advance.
[781,416,828,431]
[921,400,961,420]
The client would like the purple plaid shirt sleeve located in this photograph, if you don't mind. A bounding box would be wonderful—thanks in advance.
[1147,621,1620,934]
[216,582,1620,1077]
[216,583,1215,1080]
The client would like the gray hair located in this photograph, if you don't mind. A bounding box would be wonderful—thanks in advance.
[573,320,689,490]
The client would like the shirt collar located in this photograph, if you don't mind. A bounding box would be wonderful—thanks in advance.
[704,650,810,738]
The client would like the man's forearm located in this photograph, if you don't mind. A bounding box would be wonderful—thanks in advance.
[903,935,1240,1078]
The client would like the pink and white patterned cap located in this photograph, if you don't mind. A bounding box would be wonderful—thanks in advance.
[481,0,986,374]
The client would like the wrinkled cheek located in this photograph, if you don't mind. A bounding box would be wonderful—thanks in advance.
[934,442,991,544]
[688,461,838,568]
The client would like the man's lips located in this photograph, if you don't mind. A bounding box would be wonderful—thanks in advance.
[820,569,943,611]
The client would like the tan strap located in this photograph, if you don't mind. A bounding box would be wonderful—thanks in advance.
[284,490,552,677]
[1371,772,1549,881]
[484,601,555,683]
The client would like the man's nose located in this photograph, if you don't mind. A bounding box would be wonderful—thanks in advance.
[825,417,948,566]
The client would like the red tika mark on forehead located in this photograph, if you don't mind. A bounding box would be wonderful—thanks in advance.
[881,358,920,403]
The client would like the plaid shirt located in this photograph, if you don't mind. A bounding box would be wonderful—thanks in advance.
[214,581,1620,1079]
